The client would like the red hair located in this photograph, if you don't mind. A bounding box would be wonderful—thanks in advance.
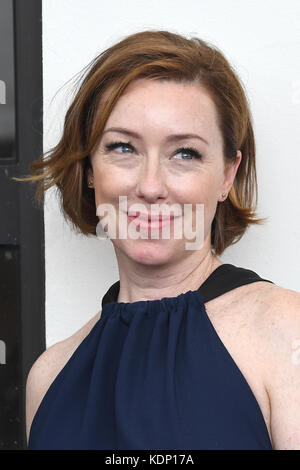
[12,29,267,254]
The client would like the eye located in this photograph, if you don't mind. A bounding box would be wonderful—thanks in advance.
[173,147,203,161]
[104,141,134,154]
[104,141,203,161]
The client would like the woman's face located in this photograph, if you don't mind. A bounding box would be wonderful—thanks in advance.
[89,78,241,265]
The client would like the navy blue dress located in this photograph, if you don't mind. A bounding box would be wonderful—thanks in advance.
[28,263,274,450]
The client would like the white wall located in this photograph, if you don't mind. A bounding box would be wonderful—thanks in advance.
[42,0,300,347]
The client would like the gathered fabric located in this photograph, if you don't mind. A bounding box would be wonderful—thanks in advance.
[28,263,274,450]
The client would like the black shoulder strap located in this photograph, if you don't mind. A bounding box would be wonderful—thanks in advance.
[197,263,274,303]
[101,264,274,307]
[102,280,120,307]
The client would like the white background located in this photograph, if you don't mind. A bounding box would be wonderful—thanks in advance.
[42,0,300,347]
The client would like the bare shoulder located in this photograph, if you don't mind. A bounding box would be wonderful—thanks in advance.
[251,282,300,332]
[247,281,300,352]
[251,282,300,449]
[25,310,102,443]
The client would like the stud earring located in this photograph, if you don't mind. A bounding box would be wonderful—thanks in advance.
[88,180,94,188]
[221,192,227,201]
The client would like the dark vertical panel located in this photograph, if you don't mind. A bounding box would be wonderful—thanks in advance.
[0,0,44,449]
[0,247,22,448]
[0,0,16,161]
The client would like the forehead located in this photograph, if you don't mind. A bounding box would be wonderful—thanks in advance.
[100,78,221,142]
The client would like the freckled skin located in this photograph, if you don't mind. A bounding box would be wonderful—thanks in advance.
[88,78,241,285]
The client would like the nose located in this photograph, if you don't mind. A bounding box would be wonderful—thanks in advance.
[135,155,168,202]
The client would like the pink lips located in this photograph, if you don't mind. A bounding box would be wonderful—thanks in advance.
[125,211,177,231]
[127,211,175,222]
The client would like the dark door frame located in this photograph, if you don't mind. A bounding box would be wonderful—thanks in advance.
[0,0,45,449]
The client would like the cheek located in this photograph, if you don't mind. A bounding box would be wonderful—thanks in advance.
[93,165,131,201]
[176,174,219,205]
[92,161,221,211]
[178,176,219,232]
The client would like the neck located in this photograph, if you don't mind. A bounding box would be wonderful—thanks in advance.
[114,244,223,304]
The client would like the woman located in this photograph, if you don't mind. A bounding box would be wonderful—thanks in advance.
[16,30,300,450]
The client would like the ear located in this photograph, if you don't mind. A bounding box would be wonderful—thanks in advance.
[220,150,242,200]
[86,165,94,185]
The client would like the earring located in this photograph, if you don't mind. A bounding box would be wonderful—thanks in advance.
[221,192,227,201]
[88,180,94,188]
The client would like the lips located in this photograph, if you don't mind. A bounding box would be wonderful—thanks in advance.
[126,211,175,222]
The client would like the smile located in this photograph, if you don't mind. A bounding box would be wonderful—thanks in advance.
[126,211,177,230]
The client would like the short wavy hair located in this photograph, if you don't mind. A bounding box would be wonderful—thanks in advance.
[13,29,266,255]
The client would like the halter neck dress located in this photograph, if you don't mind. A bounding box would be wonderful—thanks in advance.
[28,263,274,450]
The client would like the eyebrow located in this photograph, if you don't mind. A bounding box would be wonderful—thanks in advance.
[102,127,209,145]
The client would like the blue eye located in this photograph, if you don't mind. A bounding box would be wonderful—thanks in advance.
[174,147,202,160]
[105,141,134,153]
[104,141,203,160]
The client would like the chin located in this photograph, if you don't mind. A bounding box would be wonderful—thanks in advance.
[120,238,181,266]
